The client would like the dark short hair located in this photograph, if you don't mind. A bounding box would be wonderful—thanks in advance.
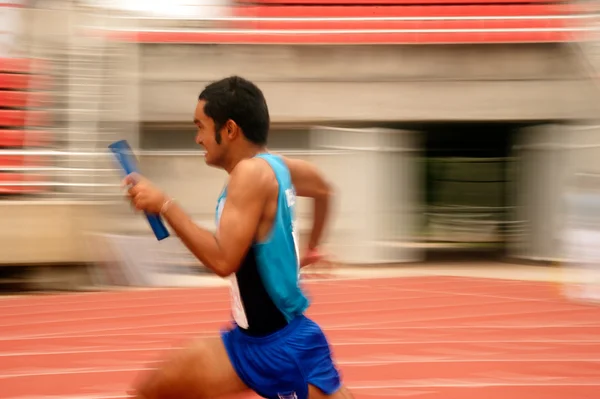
[198,76,270,145]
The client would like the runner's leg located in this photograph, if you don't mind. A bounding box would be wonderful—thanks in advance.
[129,336,249,399]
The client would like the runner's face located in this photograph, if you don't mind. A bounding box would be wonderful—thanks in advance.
[194,100,225,167]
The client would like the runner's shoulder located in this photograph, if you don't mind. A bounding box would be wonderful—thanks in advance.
[230,157,275,192]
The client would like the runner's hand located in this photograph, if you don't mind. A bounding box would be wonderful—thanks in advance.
[300,248,324,267]
[123,172,169,214]
[300,248,336,279]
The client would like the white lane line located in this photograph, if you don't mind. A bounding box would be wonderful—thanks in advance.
[3,320,600,341]
[2,338,600,356]
[3,358,600,379]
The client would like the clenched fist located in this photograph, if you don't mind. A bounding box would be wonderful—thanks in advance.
[124,172,169,214]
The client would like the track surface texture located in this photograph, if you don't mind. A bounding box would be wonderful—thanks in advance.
[2,275,600,399]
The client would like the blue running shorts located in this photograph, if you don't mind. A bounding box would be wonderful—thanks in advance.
[220,315,341,399]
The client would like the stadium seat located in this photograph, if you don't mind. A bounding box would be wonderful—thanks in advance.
[123,28,575,45]
[0,91,49,108]
[233,4,580,18]
[235,0,566,4]
[229,14,571,31]
[0,155,47,168]
[0,58,53,196]
[0,73,51,91]
[0,130,52,147]
[0,173,46,194]
[0,58,48,74]
[101,0,585,44]
[0,110,50,127]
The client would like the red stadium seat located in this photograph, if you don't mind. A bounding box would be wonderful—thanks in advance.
[0,73,51,91]
[0,155,48,168]
[235,0,565,4]
[97,0,586,45]
[0,73,29,90]
[110,28,576,45]
[0,58,33,74]
[0,58,49,74]
[0,173,46,194]
[228,15,573,31]
[232,4,584,18]
[0,91,50,108]
[0,130,53,147]
[0,56,53,195]
[0,110,51,127]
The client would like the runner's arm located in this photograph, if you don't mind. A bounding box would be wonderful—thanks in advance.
[161,160,269,277]
[283,157,333,251]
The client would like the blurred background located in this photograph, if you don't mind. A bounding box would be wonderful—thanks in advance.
[1,0,600,292]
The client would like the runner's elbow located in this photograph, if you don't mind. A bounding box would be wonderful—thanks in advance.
[316,179,333,200]
[211,260,238,278]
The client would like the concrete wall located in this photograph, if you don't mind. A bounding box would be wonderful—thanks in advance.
[18,7,600,123]
[508,122,600,263]
[140,43,599,123]
[309,127,423,264]
[0,202,121,264]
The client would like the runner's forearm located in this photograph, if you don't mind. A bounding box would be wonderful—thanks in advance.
[307,188,332,250]
[161,201,232,277]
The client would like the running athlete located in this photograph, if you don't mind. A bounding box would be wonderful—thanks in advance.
[125,76,354,399]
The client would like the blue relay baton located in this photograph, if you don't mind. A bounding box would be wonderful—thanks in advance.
[108,140,170,241]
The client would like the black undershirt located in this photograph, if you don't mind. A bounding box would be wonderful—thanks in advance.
[234,247,288,337]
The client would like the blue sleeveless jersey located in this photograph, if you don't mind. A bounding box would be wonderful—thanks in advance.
[216,153,309,335]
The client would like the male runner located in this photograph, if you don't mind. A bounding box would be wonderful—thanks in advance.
[125,76,354,399]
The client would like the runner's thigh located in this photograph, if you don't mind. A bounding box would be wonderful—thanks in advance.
[131,336,249,399]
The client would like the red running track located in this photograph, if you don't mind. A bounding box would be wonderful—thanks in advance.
[1,276,600,399]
